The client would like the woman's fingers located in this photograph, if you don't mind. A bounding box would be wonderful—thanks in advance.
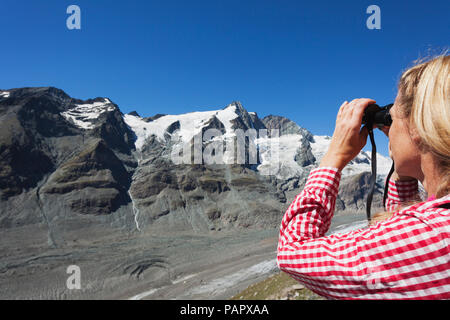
[339,98,375,129]
[352,98,376,125]
[337,101,349,118]
[339,101,348,109]
[359,125,370,146]
[322,98,376,170]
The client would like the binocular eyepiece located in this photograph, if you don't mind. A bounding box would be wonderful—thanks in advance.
[362,103,393,129]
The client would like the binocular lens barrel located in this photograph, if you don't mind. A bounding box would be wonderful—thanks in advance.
[362,103,393,128]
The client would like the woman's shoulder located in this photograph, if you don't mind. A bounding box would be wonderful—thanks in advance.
[393,194,450,227]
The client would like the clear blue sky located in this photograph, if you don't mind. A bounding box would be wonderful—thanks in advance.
[1,0,449,156]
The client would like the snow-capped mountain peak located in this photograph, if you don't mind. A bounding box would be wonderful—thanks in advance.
[123,101,243,150]
[122,101,392,181]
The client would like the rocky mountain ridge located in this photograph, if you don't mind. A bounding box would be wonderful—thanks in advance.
[0,87,392,234]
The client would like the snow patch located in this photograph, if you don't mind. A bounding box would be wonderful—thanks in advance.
[128,190,141,231]
[256,133,304,179]
[0,91,10,98]
[309,135,331,163]
[255,133,392,179]
[123,103,240,150]
[61,98,115,129]
[310,135,392,176]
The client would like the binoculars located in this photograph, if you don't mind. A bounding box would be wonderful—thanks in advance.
[362,103,393,129]
[360,102,394,221]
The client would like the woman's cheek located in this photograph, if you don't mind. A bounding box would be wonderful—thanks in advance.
[388,141,392,159]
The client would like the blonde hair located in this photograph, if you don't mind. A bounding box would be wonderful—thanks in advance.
[398,53,450,198]
[371,53,450,224]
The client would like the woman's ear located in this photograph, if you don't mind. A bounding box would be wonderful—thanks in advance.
[409,125,429,152]
[410,127,421,144]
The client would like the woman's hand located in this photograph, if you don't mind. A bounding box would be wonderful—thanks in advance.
[319,98,375,171]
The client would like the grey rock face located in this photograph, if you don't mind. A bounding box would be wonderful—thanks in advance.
[0,87,136,225]
[294,136,317,167]
[229,101,265,131]
[144,113,166,122]
[262,115,301,136]
[337,172,385,214]
[41,140,131,214]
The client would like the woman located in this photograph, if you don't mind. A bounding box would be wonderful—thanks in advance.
[277,54,449,299]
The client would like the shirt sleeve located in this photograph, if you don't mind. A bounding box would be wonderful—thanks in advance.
[277,167,450,300]
[384,178,420,212]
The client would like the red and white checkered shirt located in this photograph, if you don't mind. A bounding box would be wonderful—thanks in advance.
[277,167,450,299]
